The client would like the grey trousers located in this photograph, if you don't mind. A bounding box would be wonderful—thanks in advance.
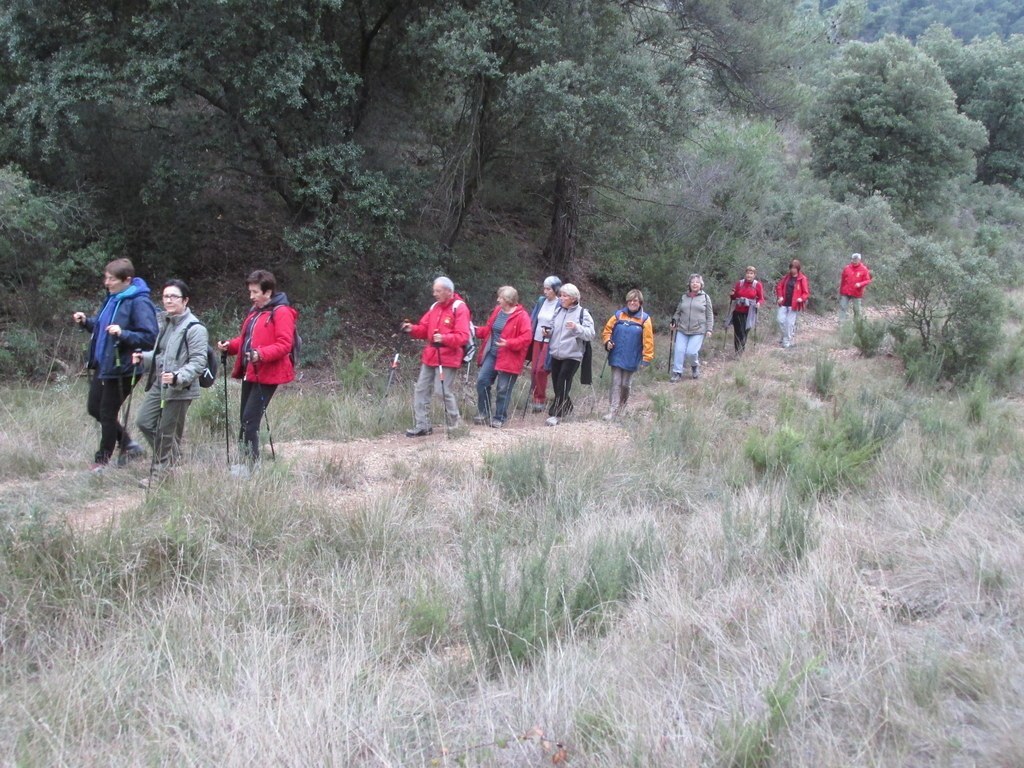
[136,385,193,472]
[608,367,635,411]
[413,364,460,430]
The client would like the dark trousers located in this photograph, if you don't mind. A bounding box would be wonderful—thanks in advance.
[239,381,277,462]
[549,357,580,418]
[732,312,751,353]
[86,373,137,463]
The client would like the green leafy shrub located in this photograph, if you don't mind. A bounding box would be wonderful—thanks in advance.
[810,354,838,398]
[853,317,888,358]
[483,443,549,502]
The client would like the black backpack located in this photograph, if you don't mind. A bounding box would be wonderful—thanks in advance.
[177,321,218,388]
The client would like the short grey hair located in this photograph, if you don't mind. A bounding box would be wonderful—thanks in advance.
[543,275,562,289]
[560,283,580,300]
[497,285,518,305]
[851,252,862,261]
[433,276,454,292]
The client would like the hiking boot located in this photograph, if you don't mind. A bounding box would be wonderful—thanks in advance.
[531,402,546,413]
[669,373,681,383]
[473,415,488,425]
[405,427,433,438]
[89,462,107,475]
[545,416,559,427]
[692,366,700,379]
[117,440,145,467]
[602,412,617,422]
[490,419,504,428]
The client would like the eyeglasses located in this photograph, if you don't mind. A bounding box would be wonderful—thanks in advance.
[162,294,183,300]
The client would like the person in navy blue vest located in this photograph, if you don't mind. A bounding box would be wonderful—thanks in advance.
[72,258,158,472]
[600,289,654,420]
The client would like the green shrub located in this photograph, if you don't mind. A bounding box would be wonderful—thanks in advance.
[483,442,549,502]
[745,426,804,477]
[853,317,888,358]
[964,378,992,425]
[766,495,815,566]
[810,354,838,398]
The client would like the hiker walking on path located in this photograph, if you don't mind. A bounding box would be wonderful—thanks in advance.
[545,283,596,426]
[473,286,532,428]
[217,270,297,469]
[839,252,872,324]
[132,279,208,487]
[670,274,714,381]
[601,289,654,420]
[727,266,765,354]
[527,275,561,412]
[401,276,471,437]
[72,258,158,473]
[775,259,811,348]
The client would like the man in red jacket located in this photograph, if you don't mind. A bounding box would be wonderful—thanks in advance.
[218,269,298,472]
[401,276,471,436]
[839,252,872,323]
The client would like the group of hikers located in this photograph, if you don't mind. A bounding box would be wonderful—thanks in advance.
[71,254,872,482]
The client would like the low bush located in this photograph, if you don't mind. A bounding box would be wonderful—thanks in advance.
[852,317,888,358]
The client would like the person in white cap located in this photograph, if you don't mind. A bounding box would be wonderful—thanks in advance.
[839,252,872,324]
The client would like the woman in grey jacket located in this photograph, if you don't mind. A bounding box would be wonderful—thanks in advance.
[545,283,596,425]
[670,274,714,380]
[132,279,210,486]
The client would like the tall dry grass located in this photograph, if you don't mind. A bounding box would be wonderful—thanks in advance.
[3,326,1024,766]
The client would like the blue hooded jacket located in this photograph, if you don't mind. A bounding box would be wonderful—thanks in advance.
[84,277,159,378]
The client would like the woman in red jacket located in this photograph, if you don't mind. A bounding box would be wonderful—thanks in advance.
[217,270,298,470]
[775,259,810,348]
[474,286,533,427]
[728,266,765,354]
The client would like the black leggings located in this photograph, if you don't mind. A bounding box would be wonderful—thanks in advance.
[549,358,580,418]
[86,373,137,463]
[732,312,751,352]
[239,381,277,462]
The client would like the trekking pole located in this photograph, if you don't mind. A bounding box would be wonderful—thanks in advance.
[117,350,142,465]
[251,356,275,461]
[377,345,401,429]
[435,341,451,437]
[667,326,676,375]
[221,351,230,467]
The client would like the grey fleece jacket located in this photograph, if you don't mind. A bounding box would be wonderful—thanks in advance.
[140,309,209,400]
[548,303,596,361]
[671,291,714,335]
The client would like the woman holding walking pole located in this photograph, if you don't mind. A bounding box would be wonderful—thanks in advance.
[473,286,532,428]
[133,279,209,488]
[217,270,298,475]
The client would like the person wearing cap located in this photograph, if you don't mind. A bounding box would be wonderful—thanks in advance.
[400,276,471,436]
[600,289,654,420]
[839,252,872,324]
[670,274,714,381]
[775,259,810,348]
[545,283,595,426]
[527,275,562,413]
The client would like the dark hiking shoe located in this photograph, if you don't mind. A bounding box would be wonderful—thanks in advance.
[117,440,145,466]
[405,427,433,438]
[472,415,488,425]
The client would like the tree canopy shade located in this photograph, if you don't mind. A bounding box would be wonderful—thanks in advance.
[808,35,987,219]
[919,27,1024,192]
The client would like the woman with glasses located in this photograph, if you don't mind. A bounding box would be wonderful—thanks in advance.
[71,258,158,472]
[132,279,209,487]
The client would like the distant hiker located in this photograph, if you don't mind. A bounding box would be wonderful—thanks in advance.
[400,276,471,436]
[727,266,765,354]
[71,258,158,473]
[217,270,298,471]
[545,283,596,426]
[670,274,714,381]
[839,252,872,323]
[600,289,654,420]
[132,279,208,487]
[528,275,561,413]
[473,286,532,427]
[775,259,811,348]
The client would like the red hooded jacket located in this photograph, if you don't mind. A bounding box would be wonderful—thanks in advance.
[409,293,471,368]
[475,304,533,374]
[225,293,298,384]
[840,262,872,298]
[775,272,811,311]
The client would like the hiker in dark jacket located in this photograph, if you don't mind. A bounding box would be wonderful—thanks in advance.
[132,279,209,487]
[545,283,595,426]
[600,289,654,420]
[72,258,158,472]
[218,270,298,470]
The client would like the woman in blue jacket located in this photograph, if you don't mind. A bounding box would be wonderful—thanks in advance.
[72,258,158,472]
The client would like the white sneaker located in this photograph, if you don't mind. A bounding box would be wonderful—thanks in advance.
[229,463,253,479]
[603,412,616,421]
[545,416,559,426]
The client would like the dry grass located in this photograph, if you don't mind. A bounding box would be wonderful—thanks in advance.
[3,316,1024,766]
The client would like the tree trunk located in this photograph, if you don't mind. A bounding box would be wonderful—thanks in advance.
[542,171,580,275]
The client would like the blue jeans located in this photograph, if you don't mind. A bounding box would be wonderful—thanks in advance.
[476,353,518,423]
[672,331,705,374]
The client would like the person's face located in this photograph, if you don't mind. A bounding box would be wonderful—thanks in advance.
[852,258,861,267]
[559,292,575,308]
[497,293,513,309]
[433,282,452,303]
[745,269,756,281]
[104,272,130,293]
[248,283,272,308]
[789,263,800,275]
[626,297,641,310]
[543,285,557,300]
[690,278,702,292]
[162,287,188,316]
